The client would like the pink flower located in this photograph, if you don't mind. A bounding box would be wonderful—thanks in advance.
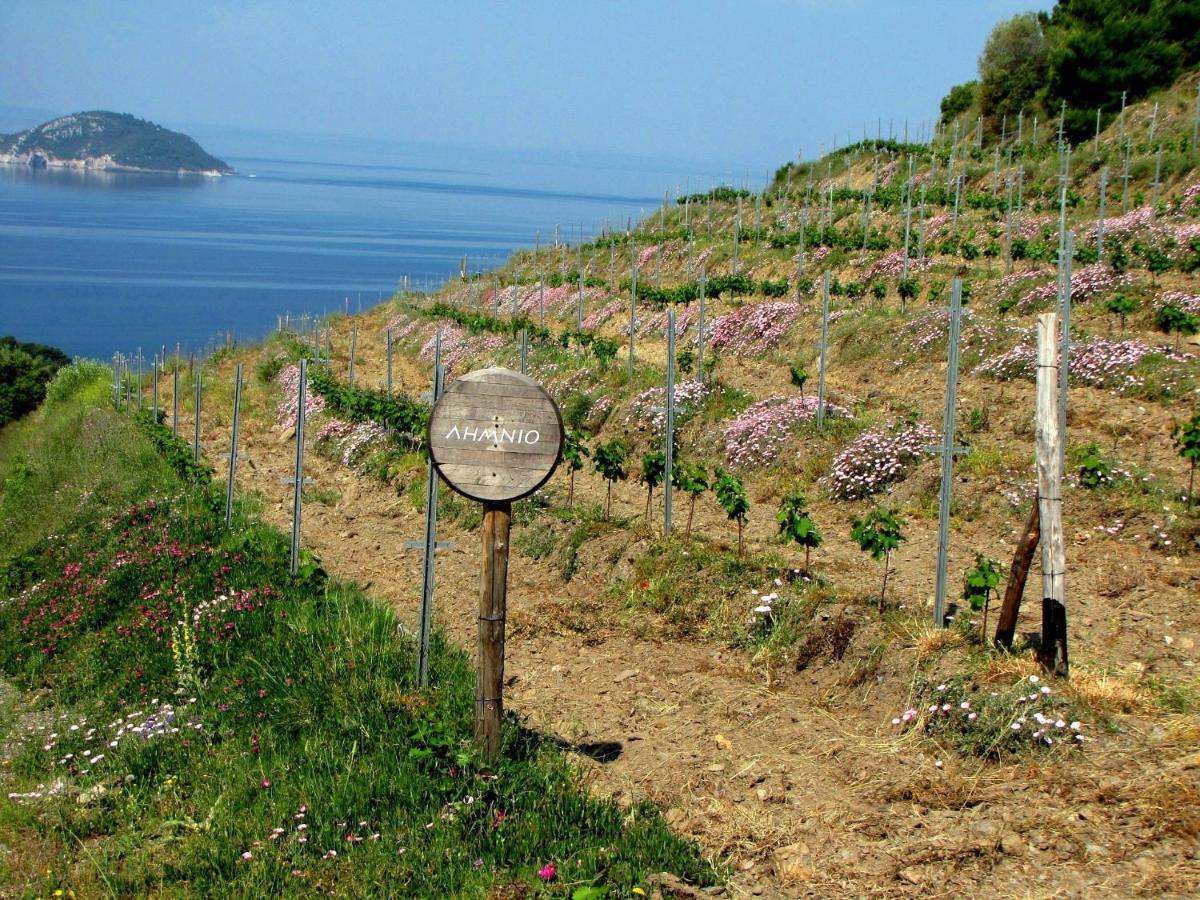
[538,863,557,881]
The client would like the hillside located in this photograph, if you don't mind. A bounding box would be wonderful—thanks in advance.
[4,51,1200,900]
[0,111,233,174]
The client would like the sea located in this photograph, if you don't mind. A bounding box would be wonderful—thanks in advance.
[0,125,743,360]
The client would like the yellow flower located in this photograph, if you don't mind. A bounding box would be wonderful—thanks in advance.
[632,890,646,897]
[54,891,64,897]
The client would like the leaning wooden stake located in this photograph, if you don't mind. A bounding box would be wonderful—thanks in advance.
[476,501,511,763]
[994,499,1040,650]
[1035,313,1069,676]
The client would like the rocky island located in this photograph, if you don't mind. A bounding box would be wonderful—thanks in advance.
[0,110,233,175]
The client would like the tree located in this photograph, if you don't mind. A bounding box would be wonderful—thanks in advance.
[850,508,906,611]
[592,438,628,519]
[777,487,822,571]
[0,337,70,426]
[1045,0,1198,139]
[789,362,808,398]
[562,430,590,506]
[1155,303,1198,351]
[713,468,750,556]
[1104,293,1137,333]
[977,13,1047,125]
[1174,413,1200,506]
[640,450,665,519]
[672,461,708,536]
[963,553,1002,639]
[939,80,978,122]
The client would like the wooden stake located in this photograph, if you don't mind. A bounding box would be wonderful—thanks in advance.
[994,499,1039,650]
[476,501,511,763]
[1035,313,1068,676]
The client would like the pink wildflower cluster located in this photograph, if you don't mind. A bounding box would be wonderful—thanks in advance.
[707,302,801,355]
[810,245,831,264]
[976,331,1188,393]
[997,267,1053,291]
[637,244,660,268]
[639,303,698,337]
[384,313,424,343]
[625,379,714,435]
[1082,206,1162,242]
[276,364,326,429]
[317,420,389,466]
[582,300,623,330]
[864,250,934,281]
[924,211,951,236]
[723,395,850,467]
[826,421,937,500]
[1016,215,1055,241]
[1182,181,1200,210]
[1016,263,1129,313]
[419,324,505,375]
[1154,290,1200,315]
[695,246,714,268]
[894,308,1007,362]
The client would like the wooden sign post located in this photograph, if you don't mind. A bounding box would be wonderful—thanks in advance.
[428,368,563,762]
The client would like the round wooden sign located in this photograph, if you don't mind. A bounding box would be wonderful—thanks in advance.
[428,367,564,503]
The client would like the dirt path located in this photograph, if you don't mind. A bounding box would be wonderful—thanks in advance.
[185,318,1200,898]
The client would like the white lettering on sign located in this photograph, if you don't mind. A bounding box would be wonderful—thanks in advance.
[445,424,542,446]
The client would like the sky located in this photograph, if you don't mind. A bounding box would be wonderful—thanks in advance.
[0,0,1053,174]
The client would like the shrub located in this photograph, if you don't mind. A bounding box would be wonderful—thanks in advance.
[593,438,629,519]
[713,468,750,556]
[777,487,822,571]
[851,508,905,610]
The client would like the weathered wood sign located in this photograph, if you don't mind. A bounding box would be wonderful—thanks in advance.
[427,367,563,761]
[429,367,563,503]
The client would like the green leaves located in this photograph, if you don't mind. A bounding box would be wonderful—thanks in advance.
[672,461,708,496]
[1077,442,1115,489]
[962,553,1002,611]
[593,438,628,484]
[777,488,822,551]
[713,468,749,523]
[1174,414,1200,464]
[307,367,429,445]
[850,508,905,561]
[640,450,665,491]
[563,430,591,473]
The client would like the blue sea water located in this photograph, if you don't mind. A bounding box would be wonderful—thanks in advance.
[0,127,732,359]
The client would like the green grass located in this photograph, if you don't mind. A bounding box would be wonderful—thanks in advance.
[0,366,719,897]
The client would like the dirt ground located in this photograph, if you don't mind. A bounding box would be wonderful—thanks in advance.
[185,304,1200,899]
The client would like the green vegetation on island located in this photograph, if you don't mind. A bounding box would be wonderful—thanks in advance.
[0,111,233,174]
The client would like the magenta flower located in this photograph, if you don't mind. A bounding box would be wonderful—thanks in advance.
[538,863,557,881]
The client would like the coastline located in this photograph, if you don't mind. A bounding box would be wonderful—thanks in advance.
[0,153,231,177]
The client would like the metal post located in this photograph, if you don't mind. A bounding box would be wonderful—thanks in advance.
[348,324,357,386]
[520,328,528,375]
[539,275,545,327]
[628,250,637,378]
[290,359,308,576]
[664,309,675,536]
[1193,83,1200,151]
[386,328,394,397]
[1004,171,1014,274]
[901,178,913,282]
[152,357,159,422]
[1151,145,1163,219]
[192,370,202,465]
[172,365,179,437]
[931,279,967,626]
[417,333,443,687]
[1059,233,1073,475]
[1097,168,1108,263]
[1121,142,1132,213]
[225,364,243,527]
[816,272,830,430]
[697,267,707,383]
[577,269,584,332]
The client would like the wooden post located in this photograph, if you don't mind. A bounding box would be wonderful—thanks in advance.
[417,335,444,687]
[1035,313,1068,677]
[994,500,1039,650]
[476,500,511,763]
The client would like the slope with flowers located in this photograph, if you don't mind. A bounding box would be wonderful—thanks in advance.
[5,75,1200,897]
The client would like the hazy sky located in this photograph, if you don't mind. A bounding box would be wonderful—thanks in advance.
[1,0,1051,172]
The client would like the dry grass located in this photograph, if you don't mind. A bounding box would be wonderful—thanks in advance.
[976,653,1041,684]
[1063,667,1154,715]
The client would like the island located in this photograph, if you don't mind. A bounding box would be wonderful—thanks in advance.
[0,111,233,175]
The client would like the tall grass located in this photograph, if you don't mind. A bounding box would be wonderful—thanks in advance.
[0,365,718,896]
